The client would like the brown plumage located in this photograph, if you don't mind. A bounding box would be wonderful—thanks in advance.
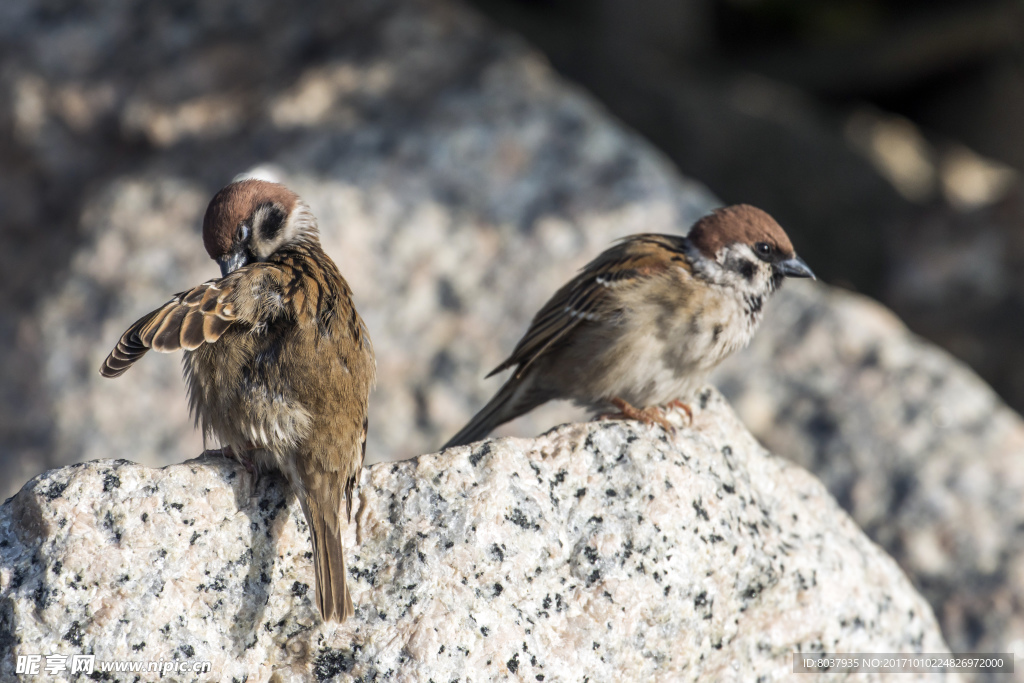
[443,204,814,448]
[101,179,375,622]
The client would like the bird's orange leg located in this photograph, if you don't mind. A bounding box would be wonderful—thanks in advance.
[667,399,693,424]
[601,397,676,434]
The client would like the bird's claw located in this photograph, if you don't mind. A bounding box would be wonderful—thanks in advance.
[205,444,260,482]
[602,397,676,434]
[667,399,694,424]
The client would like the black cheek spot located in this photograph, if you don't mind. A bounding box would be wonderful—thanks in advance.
[258,203,287,241]
[739,260,756,281]
[712,324,722,343]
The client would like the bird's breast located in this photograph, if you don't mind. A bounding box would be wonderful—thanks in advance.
[585,282,758,406]
[184,326,313,458]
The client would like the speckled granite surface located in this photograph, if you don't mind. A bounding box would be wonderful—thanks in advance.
[0,389,953,682]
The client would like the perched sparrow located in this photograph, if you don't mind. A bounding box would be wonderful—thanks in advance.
[100,179,375,623]
[443,204,814,448]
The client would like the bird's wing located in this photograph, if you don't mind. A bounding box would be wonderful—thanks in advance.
[99,264,286,378]
[489,234,691,378]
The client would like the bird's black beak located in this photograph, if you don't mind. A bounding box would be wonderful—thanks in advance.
[775,255,815,280]
[217,251,248,277]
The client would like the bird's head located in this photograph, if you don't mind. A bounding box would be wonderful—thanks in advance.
[202,179,318,277]
[686,204,815,291]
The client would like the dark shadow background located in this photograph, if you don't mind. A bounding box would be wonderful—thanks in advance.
[468,0,1024,415]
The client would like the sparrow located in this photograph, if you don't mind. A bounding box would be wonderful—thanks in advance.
[443,204,814,448]
[100,179,375,623]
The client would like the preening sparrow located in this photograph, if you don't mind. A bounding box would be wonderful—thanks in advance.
[101,179,375,623]
[443,204,814,448]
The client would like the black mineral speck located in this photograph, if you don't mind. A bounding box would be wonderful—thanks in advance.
[487,540,503,565]
[292,581,309,597]
[699,389,712,408]
[61,621,84,647]
[103,511,122,542]
[469,443,491,467]
[743,582,765,599]
[505,507,540,531]
[44,481,68,501]
[314,648,356,679]
[507,653,519,674]
[32,584,49,611]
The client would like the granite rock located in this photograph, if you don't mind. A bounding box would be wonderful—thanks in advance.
[0,390,953,682]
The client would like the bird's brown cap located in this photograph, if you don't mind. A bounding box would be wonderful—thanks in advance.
[687,204,795,259]
[202,179,299,259]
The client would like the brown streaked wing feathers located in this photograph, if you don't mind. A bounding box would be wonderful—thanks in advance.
[488,234,689,378]
[99,310,160,378]
[99,275,246,378]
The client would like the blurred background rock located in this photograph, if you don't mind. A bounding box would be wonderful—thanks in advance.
[2,0,1024,673]
[469,0,1024,411]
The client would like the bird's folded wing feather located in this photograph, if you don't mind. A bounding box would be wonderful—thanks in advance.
[99,265,287,378]
[489,234,690,378]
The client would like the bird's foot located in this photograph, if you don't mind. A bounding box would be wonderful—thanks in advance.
[205,444,260,481]
[601,397,676,434]
[666,399,694,425]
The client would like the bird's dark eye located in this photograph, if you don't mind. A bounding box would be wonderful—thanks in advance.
[236,224,250,242]
[754,242,772,258]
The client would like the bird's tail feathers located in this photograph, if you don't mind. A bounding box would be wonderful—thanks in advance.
[442,377,546,449]
[300,496,353,623]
